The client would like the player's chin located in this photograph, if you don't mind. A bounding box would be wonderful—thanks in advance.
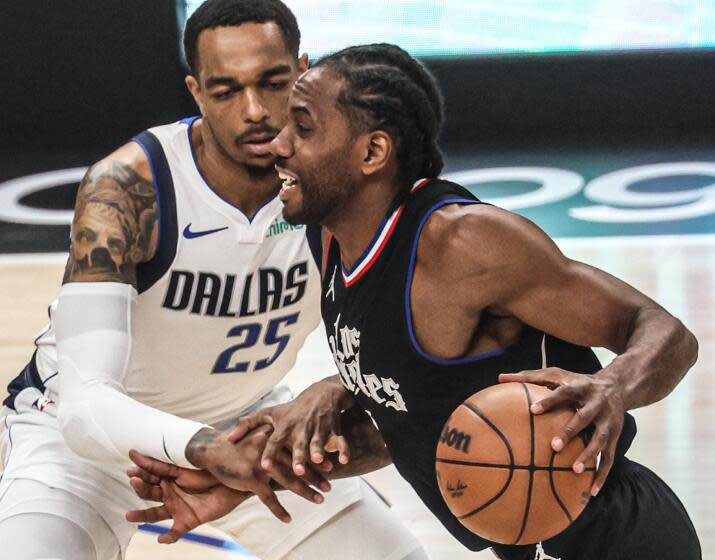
[281,200,304,224]
[236,149,277,169]
[281,196,313,225]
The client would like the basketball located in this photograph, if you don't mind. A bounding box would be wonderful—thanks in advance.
[435,382,595,545]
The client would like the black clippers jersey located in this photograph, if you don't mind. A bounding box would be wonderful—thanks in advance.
[321,179,637,554]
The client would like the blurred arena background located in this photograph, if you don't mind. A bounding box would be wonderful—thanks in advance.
[1,1,713,558]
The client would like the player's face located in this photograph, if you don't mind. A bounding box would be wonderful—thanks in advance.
[187,23,306,169]
[72,202,133,277]
[272,67,363,225]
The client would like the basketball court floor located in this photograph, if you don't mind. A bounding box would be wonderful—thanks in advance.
[0,148,712,558]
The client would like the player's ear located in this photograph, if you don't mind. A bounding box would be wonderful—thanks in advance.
[298,53,309,73]
[185,75,207,116]
[361,131,392,177]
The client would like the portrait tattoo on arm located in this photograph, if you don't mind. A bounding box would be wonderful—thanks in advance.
[63,160,157,286]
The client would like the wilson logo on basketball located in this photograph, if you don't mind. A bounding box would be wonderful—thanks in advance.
[439,424,472,453]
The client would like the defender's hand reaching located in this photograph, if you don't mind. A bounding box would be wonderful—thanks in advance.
[126,452,250,544]
[229,380,353,477]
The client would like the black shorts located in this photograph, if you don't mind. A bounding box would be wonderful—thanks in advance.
[491,458,701,560]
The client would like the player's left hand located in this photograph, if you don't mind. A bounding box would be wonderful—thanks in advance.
[126,476,250,544]
[499,368,625,497]
[127,449,219,493]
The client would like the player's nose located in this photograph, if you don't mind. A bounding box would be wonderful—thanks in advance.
[243,89,268,123]
[270,127,293,159]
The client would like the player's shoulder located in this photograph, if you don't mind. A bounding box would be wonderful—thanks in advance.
[419,202,521,254]
[417,202,547,276]
[85,141,153,189]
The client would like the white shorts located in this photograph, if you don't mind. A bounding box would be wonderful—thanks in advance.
[0,387,364,560]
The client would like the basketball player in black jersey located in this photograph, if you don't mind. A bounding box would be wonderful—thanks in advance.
[127,44,701,558]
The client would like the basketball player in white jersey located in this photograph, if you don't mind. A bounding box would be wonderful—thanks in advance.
[0,1,429,559]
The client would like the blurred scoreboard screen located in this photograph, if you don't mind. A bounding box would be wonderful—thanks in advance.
[183,0,715,58]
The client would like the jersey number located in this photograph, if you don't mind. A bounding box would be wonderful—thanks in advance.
[212,313,300,374]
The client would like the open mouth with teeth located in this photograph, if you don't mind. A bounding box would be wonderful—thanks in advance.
[277,168,300,200]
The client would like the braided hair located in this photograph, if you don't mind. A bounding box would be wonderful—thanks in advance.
[313,43,445,189]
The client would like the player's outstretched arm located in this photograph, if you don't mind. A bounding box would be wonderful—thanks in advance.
[417,203,698,495]
[127,425,334,533]
[55,144,210,469]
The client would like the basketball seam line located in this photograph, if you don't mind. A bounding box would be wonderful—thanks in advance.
[434,458,595,472]
[549,449,574,523]
[513,383,535,545]
[457,401,516,521]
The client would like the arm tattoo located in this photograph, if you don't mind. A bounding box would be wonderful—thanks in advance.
[214,465,244,481]
[185,427,220,469]
[63,160,157,286]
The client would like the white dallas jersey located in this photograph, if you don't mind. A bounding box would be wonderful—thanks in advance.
[13,118,321,426]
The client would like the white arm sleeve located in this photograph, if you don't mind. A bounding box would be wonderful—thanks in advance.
[55,282,209,468]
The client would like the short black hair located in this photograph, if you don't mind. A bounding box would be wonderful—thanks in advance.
[314,43,444,189]
[183,0,300,75]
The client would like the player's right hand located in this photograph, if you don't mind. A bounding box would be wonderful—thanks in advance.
[186,425,328,522]
[229,379,353,478]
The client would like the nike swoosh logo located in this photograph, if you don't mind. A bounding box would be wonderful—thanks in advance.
[183,224,229,239]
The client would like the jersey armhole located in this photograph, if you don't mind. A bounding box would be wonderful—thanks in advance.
[404,198,506,365]
[305,224,322,271]
[306,224,333,279]
[131,131,178,294]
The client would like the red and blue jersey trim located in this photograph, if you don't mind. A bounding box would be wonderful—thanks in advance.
[340,178,432,287]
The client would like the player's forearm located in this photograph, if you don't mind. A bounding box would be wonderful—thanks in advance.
[601,305,698,410]
[55,282,207,467]
[58,383,206,466]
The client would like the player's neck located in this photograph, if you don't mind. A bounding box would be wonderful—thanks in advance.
[192,122,280,217]
[327,178,402,270]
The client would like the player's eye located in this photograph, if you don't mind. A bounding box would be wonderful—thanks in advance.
[266,80,289,91]
[107,238,126,255]
[76,228,97,243]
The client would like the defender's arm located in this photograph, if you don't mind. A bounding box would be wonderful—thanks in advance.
[56,143,209,467]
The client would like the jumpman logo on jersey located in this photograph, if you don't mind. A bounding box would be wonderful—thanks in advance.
[534,543,561,560]
[183,223,229,239]
[326,266,337,302]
